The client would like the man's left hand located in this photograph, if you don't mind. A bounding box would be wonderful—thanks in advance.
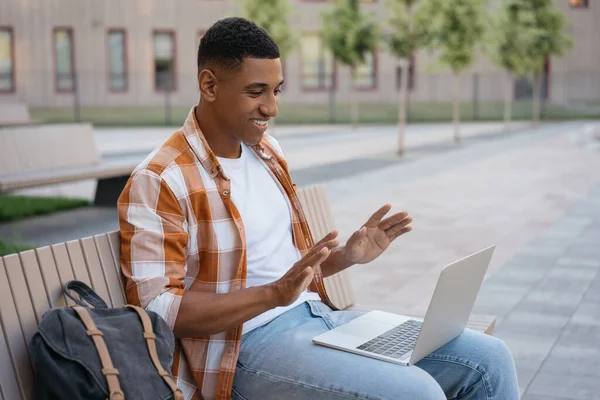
[343,204,413,265]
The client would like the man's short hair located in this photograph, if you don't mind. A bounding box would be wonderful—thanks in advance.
[198,17,280,73]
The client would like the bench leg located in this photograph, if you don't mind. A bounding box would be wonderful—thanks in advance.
[94,176,130,207]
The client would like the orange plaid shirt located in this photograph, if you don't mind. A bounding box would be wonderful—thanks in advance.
[118,107,336,400]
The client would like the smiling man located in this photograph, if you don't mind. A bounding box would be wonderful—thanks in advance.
[118,17,519,400]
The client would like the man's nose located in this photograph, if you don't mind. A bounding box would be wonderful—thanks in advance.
[260,96,278,118]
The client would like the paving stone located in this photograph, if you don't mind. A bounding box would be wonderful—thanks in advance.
[516,290,585,317]
[540,345,600,378]
[495,310,569,340]
[525,372,600,400]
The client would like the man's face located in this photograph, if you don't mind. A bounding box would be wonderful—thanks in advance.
[213,57,283,146]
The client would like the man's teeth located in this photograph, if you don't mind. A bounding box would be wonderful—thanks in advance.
[252,119,268,126]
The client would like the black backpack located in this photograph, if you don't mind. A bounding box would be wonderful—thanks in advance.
[29,280,184,400]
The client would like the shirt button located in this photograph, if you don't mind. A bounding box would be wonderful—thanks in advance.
[222,190,229,197]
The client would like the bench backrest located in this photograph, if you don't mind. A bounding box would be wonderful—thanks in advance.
[0,103,32,126]
[0,185,354,400]
[0,123,100,176]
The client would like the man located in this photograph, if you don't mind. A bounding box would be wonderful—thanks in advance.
[118,17,519,400]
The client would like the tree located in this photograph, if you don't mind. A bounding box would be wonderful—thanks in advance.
[486,0,535,132]
[241,0,297,59]
[384,0,431,154]
[517,0,572,126]
[424,0,485,142]
[322,0,378,129]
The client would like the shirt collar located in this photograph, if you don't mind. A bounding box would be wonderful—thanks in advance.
[182,106,273,180]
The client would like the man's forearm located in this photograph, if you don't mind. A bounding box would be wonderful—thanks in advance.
[320,246,354,278]
[173,285,278,338]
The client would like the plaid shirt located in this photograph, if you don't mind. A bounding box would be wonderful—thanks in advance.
[118,107,336,400]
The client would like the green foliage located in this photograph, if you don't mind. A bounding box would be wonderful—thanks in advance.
[0,241,31,257]
[517,0,573,74]
[0,194,90,223]
[424,0,486,73]
[487,0,572,76]
[321,0,379,69]
[385,0,431,59]
[241,0,298,58]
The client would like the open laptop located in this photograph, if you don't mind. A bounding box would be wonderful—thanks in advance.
[313,246,495,366]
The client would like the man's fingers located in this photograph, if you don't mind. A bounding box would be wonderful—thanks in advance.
[365,204,392,228]
[295,266,315,291]
[295,246,330,272]
[385,216,413,236]
[379,212,409,231]
[390,226,413,240]
[314,230,339,247]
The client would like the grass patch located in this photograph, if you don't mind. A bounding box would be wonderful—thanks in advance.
[0,240,31,257]
[0,194,90,223]
[30,100,600,127]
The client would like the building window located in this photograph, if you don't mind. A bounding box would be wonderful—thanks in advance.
[301,33,334,90]
[353,52,376,89]
[108,29,127,91]
[153,31,176,91]
[569,0,589,8]
[396,53,415,91]
[54,28,75,92]
[0,27,15,92]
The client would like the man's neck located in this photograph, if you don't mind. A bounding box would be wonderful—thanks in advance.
[195,103,242,159]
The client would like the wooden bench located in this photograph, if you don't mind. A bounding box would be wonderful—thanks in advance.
[0,185,495,399]
[0,124,140,206]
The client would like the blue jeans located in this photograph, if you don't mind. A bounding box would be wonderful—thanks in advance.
[232,301,519,399]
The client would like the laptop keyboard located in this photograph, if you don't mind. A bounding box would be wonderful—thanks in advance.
[356,319,422,360]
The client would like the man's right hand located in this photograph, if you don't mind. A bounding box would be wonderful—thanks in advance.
[269,231,340,307]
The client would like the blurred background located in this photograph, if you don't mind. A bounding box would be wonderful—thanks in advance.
[1,1,600,399]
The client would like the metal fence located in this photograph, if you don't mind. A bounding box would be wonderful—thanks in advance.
[8,69,600,126]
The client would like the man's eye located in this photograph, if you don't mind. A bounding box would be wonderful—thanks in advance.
[275,89,282,95]
[249,91,262,96]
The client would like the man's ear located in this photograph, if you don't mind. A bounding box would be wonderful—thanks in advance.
[198,69,218,102]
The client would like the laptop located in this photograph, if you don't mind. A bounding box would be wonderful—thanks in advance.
[313,246,495,366]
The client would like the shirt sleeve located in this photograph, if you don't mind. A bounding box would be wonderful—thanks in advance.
[118,168,188,330]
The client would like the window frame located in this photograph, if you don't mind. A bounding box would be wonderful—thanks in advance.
[300,32,337,92]
[53,27,76,94]
[569,0,589,9]
[106,28,128,93]
[352,50,378,91]
[152,29,177,92]
[0,26,15,94]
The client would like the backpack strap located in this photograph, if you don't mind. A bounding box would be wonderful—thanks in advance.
[126,305,184,400]
[73,307,124,400]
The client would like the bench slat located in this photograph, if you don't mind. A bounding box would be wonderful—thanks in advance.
[36,246,68,308]
[3,255,39,347]
[65,240,92,287]
[80,237,113,307]
[107,231,127,295]
[94,233,126,307]
[0,258,26,400]
[50,243,77,306]
[18,250,50,324]
[298,185,355,310]
[0,258,34,399]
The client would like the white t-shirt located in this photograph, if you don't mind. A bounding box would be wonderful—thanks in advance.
[216,143,320,334]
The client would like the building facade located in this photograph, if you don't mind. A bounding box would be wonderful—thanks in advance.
[0,0,598,109]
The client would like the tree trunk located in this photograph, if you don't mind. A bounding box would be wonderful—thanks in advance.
[397,64,410,156]
[503,72,514,132]
[453,73,461,143]
[532,72,541,127]
[351,67,359,130]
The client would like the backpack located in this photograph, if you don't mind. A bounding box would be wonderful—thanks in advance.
[29,280,184,400]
